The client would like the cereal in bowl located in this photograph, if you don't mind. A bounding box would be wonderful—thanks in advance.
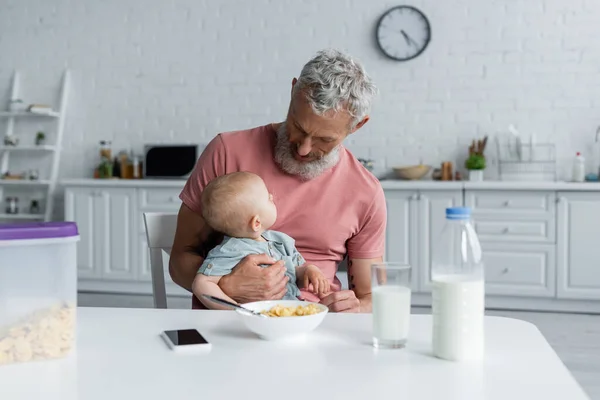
[260,303,323,317]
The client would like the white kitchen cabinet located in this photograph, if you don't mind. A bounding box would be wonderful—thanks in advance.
[556,192,600,299]
[417,190,464,292]
[383,190,419,290]
[466,190,555,214]
[481,242,555,297]
[466,190,556,244]
[65,187,137,281]
[61,179,600,312]
[65,188,98,279]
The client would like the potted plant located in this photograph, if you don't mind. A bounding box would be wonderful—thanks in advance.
[465,136,488,181]
[35,131,46,146]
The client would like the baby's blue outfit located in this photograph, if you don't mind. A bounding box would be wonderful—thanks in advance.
[197,230,305,300]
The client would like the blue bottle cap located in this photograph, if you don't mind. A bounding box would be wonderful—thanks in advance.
[446,207,471,220]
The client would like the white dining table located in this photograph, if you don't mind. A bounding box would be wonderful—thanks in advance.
[0,307,589,400]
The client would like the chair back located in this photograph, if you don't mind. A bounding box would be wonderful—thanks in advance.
[143,212,178,308]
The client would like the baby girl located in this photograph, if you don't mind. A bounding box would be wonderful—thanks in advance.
[193,171,329,310]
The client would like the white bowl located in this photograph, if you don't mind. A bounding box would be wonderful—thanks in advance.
[236,300,328,341]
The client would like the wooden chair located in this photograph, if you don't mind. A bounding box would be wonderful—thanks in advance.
[142,212,178,309]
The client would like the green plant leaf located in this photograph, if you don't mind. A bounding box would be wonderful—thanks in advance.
[465,154,486,170]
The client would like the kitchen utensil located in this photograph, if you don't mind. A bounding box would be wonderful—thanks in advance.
[393,164,432,180]
[508,124,522,161]
[201,295,268,318]
[235,300,329,340]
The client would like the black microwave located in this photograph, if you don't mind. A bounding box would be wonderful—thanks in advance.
[143,144,200,179]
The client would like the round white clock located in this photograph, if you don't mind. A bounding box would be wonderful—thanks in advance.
[376,6,431,62]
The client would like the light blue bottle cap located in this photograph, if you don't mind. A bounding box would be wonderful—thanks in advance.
[446,207,471,220]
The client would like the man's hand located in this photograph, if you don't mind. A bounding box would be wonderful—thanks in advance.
[319,290,363,313]
[302,264,330,295]
[218,254,288,303]
[321,257,380,313]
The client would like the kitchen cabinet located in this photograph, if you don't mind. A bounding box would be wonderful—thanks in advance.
[61,180,600,312]
[65,188,98,279]
[417,190,464,292]
[383,190,419,290]
[384,189,463,292]
[65,187,137,281]
[556,192,600,299]
[465,189,557,298]
[481,242,555,297]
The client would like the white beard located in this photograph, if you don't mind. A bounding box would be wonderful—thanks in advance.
[274,123,341,181]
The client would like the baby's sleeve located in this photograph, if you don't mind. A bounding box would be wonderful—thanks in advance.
[197,250,246,277]
[292,248,306,267]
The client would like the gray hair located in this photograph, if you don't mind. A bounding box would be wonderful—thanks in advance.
[293,49,377,128]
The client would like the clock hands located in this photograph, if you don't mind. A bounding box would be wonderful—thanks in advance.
[400,29,419,47]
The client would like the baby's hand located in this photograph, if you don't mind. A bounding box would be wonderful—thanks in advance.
[303,264,330,295]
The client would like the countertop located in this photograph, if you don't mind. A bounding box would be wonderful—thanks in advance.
[60,178,600,191]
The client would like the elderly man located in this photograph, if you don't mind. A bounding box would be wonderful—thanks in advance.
[169,49,386,313]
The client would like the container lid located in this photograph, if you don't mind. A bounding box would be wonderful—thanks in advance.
[446,207,471,220]
[0,221,79,240]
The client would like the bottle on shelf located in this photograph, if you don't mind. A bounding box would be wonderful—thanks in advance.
[431,207,485,362]
[572,152,585,182]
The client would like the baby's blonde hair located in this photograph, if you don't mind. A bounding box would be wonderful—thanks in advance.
[201,171,265,236]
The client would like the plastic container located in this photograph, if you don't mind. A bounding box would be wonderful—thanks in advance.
[0,222,79,365]
[572,152,585,182]
[431,207,485,362]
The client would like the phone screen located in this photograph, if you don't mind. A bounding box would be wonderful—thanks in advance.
[163,329,209,346]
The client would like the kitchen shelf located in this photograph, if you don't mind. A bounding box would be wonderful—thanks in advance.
[0,213,44,220]
[0,110,60,118]
[0,180,51,186]
[0,145,57,152]
[0,70,69,222]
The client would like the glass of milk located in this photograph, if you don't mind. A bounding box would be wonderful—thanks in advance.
[371,262,412,349]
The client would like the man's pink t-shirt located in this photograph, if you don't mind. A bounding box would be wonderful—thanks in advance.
[180,123,386,304]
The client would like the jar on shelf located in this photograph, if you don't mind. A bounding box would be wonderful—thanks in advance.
[30,200,41,214]
[5,197,18,214]
[99,141,112,160]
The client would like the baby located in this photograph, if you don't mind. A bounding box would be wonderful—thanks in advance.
[193,171,330,310]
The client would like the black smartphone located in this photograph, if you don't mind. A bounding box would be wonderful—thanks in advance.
[160,329,211,352]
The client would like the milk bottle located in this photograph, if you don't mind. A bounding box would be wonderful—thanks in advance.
[431,207,485,362]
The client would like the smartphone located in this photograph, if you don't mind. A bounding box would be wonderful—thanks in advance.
[160,329,212,352]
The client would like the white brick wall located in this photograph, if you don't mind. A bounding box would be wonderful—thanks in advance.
[1,0,600,215]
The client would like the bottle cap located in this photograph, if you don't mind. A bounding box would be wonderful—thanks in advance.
[446,207,471,220]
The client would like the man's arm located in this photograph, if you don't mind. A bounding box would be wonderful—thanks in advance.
[169,204,212,292]
[320,183,387,313]
[347,257,382,312]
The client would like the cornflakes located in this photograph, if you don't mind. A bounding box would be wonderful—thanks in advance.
[0,303,75,365]
[260,303,323,317]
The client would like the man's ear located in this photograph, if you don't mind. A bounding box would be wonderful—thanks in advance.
[250,215,261,232]
[291,78,298,97]
[349,116,370,134]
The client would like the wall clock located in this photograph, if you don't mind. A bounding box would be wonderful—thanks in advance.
[376,5,431,62]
